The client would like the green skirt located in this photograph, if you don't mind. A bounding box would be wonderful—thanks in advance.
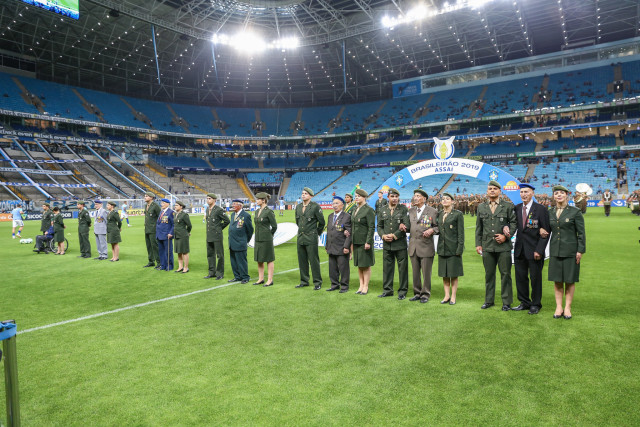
[438,255,464,278]
[548,256,580,283]
[353,244,375,268]
[174,237,190,254]
[107,229,121,244]
[254,240,275,263]
[54,229,65,243]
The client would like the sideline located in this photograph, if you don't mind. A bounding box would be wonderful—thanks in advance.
[19,261,328,335]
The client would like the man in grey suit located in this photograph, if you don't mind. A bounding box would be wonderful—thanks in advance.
[325,196,352,293]
[93,200,108,260]
[407,189,439,303]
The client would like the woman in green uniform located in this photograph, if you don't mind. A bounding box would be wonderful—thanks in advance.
[173,201,192,273]
[436,193,464,305]
[52,206,66,255]
[106,201,122,262]
[253,192,277,287]
[351,189,376,295]
[548,185,586,319]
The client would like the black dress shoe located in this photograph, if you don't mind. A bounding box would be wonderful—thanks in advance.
[182,269,189,273]
[339,289,348,293]
[313,285,321,290]
[512,304,529,311]
[420,298,429,303]
[93,257,101,260]
[174,269,183,273]
[528,307,540,315]
[83,255,92,258]
[241,279,249,284]
[409,296,421,301]
[378,293,393,298]
[553,312,564,319]
[143,262,155,268]
[99,257,108,260]
[253,280,265,285]
[203,274,216,279]
[295,284,309,288]
[481,302,494,309]
[563,314,572,320]
[154,266,162,270]
[263,282,273,287]
[326,287,339,292]
[355,291,362,294]
[228,278,239,282]
[33,249,41,253]
[77,255,85,258]
[449,301,456,305]
[502,304,511,311]
[440,298,450,304]
[398,295,406,300]
[215,276,224,280]
[360,291,368,295]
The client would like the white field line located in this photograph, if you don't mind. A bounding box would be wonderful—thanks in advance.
[19,262,328,335]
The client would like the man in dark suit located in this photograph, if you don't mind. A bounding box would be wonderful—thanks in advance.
[204,193,230,279]
[407,189,439,303]
[228,199,254,284]
[326,196,352,293]
[156,198,174,271]
[512,184,550,314]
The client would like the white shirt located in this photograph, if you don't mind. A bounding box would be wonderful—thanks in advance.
[523,200,533,217]
[416,205,425,219]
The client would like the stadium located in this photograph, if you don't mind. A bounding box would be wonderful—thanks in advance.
[0,0,639,424]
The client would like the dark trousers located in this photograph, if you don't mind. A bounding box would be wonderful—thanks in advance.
[482,251,513,305]
[328,253,350,290]
[515,255,544,308]
[410,255,434,298]
[157,238,174,270]
[78,231,91,257]
[297,243,322,286]
[230,249,249,281]
[382,248,409,296]
[604,205,611,216]
[206,240,225,277]
[35,235,52,251]
[145,232,159,264]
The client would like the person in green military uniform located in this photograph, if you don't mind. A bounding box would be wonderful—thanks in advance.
[548,185,586,320]
[204,193,230,279]
[173,201,192,273]
[375,190,388,218]
[253,192,277,287]
[436,193,465,305]
[52,206,66,255]
[351,188,376,295]
[295,187,325,290]
[76,201,92,259]
[344,193,356,215]
[475,180,516,311]
[143,192,161,268]
[106,201,122,262]
[40,202,53,234]
[377,188,411,300]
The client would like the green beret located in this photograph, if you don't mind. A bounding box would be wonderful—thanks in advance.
[303,187,315,197]
[388,188,400,196]
[42,202,50,207]
[552,185,570,193]
[488,180,501,189]
[441,192,454,200]
[175,201,186,208]
[77,201,87,206]
[414,189,428,199]
[344,193,353,200]
[355,188,368,198]
[206,193,217,199]
[144,191,155,198]
[107,201,117,207]
[256,192,270,200]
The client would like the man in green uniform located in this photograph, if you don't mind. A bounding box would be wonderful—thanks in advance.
[76,201,92,258]
[204,193,230,279]
[295,187,325,290]
[143,192,161,268]
[375,190,388,218]
[475,180,517,311]
[377,188,411,300]
[40,202,53,234]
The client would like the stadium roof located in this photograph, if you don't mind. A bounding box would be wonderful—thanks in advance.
[1,0,639,107]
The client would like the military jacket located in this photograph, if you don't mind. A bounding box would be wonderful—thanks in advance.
[173,211,192,239]
[295,201,325,245]
[144,202,161,234]
[375,198,388,216]
[53,213,65,233]
[206,205,230,242]
[78,208,92,233]
[106,211,122,234]
[351,204,376,246]
[377,204,410,251]
[475,200,516,252]
[436,209,465,256]
[344,202,357,215]
[549,206,586,257]
[254,207,277,242]
[41,209,53,232]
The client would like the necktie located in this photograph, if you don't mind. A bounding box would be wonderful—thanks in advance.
[333,213,339,225]
[490,202,497,214]
[522,205,527,230]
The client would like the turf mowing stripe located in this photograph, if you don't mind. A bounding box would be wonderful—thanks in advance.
[19,261,328,335]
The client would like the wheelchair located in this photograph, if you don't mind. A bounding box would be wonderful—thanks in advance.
[48,237,69,253]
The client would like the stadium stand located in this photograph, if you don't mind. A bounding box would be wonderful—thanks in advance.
[283,170,343,201]
[0,72,41,114]
[313,167,395,202]
[262,156,310,169]
[151,155,210,169]
[312,153,362,167]
[247,172,283,184]
[527,159,618,196]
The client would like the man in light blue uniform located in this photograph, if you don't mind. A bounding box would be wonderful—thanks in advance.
[93,200,108,260]
[11,205,24,239]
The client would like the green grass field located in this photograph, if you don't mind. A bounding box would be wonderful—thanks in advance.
[1,209,639,426]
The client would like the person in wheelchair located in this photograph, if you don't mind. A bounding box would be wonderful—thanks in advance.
[34,224,55,253]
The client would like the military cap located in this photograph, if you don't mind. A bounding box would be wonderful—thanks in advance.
[94,200,103,204]
[107,201,117,207]
[441,192,454,200]
[333,196,345,204]
[552,184,570,193]
[355,188,369,198]
[520,183,535,191]
[232,199,244,204]
[175,201,186,208]
[414,189,428,199]
[144,191,155,198]
[42,202,50,207]
[344,193,353,200]
[206,193,217,199]
[255,192,270,200]
[77,201,87,206]
[388,188,400,196]
[302,187,315,196]
[160,198,171,204]
[488,180,501,189]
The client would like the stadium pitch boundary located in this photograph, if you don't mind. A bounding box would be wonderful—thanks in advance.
[19,261,329,336]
